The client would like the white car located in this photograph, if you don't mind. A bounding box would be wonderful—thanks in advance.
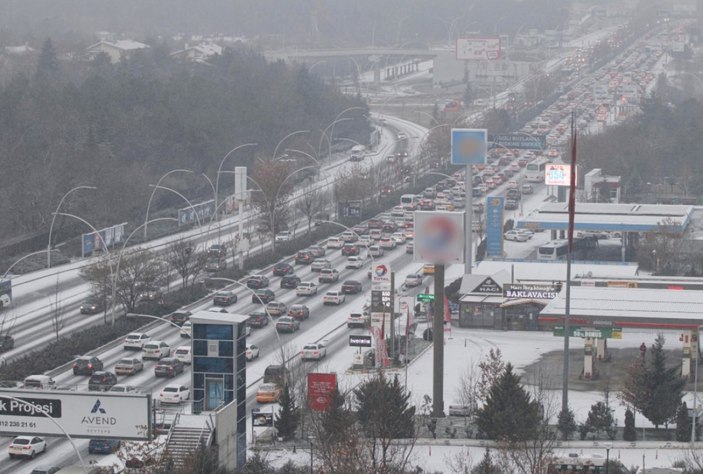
[391,232,407,244]
[326,237,343,249]
[346,256,366,269]
[311,258,332,272]
[358,235,373,247]
[368,245,384,258]
[8,436,46,459]
[174,345,192,365]
[323,291,346,305]
[142,341,171,360]
[159,385,190,404]
[245,344,260,361]
[275,231,292,242]
[404,273,424,288]
[296,282,318,296]
[515,229,534,239]
[301,342,327,361]
[123,332,150,351]
[504,230,530,242]
[180,321,192,338]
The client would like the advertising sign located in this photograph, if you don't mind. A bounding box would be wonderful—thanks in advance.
[370,312,392,334]
[553,325,623,340]
[307,373,337,412]
[413,211,465,264]
[503,283,561,299]
[456,37,501,60]
[251,409,274,427]
[371,264,391,291]
[81,222,127,257]
[489,134,545,151]
[0,280,12,308]
[485,197,505,257]
[349,335,372,347]
[178,200,215,227]
[545,164,574,186]
[234,166,247,200]
[0,390,151,440]
[451,129,487,165]
[338,200,363,218]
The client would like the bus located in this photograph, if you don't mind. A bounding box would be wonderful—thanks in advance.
[537,240,569,261]
[525,157,548,183]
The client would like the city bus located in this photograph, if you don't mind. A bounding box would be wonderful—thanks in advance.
[525,158,548,183]
[537,240,569,261]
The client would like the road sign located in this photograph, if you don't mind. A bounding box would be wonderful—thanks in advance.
[553,325,623,339]
[349,335,372,347]
[417,293,435,303]
[489,133,545,150]
[456,37,501,60]
[451,129,487,165]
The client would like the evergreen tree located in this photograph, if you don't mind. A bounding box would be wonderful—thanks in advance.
[557,407,578,441]
[623,408,637,441]
[471,448,502,474]
[274,384,299,441]
[475,363,540,441]
[644,335,685,428]
[35,38,59,81]
[463,81,474,107]
[355,372,415,439]
[676,402,691,442]
[320,387,354,444]
[583,401,616,440]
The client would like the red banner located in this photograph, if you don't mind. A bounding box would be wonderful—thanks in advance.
[307,373,337,412]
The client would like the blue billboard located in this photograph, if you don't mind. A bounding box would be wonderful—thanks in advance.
[485,197,505,257]
[0,280,12,308]
[82,223,127,257]
[178,200,215,227]
[451,129,487,165]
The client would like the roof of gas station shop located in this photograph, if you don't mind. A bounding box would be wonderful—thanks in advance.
[515,202,694,233]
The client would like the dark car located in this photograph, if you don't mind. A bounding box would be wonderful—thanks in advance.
[213,291,238,306]
[0,335,14,353]
[88,439,121,455]
[30,467,61,474]
[73,356,103,376]
[252,289,275,304]
[80,299,104,314]
[154,358,185,378]
[288,304,310,321]
[352,224,368,235]
[367,219,384,229]
[308,245,326,258]
[208,244,227,258]
[170,311,191,326]
[380,185,394,197]
[504,199,518,210]
[247,275,270,289]
[280,275,301,289]
[272,262,294,277]
[247,312,269,329]
[295,250,314,265]
[341,280,363,295]
[382,223,397,234]
[275,316,300,333]
[341,243,360,256]
[88,371,117,391]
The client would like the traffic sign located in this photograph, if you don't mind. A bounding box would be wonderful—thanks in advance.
[417,293,435,302]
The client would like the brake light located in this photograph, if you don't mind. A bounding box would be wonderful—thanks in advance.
[23,446,30,450]
[88,364,93,369]
[72,363,77,368]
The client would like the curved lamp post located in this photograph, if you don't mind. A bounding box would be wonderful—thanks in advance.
[147,184,203,229]
[144,169,193,240]
[318,117,353,165]
[273,130,309,164]
[48,186,96,269]
[213,143,258,225]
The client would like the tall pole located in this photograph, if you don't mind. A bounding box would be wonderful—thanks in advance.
[389,272,395,362]
[48,185,96,269]
[144,169,192,240]
[465,163,473,274]
[432,263,445,418]
[693,327,700,443]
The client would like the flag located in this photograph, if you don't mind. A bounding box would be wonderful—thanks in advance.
[444,295,451,334]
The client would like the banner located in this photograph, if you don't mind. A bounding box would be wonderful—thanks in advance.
[251,409,274,427]
[414,211,465,264]
[456,37,501,60]
[0,280,11,308]
[485,197,505,257]
[307,373,337,412]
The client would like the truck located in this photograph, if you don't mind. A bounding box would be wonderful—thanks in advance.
[350,145,366,162]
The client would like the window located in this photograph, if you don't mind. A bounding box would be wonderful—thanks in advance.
[219,340,233,357]
[193,323,233,340]
[193,357,233,374]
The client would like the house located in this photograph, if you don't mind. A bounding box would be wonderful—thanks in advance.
[171,43,223,63]
[4,44,35,56]
[85,40,150,63]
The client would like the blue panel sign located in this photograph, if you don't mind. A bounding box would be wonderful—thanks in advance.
[0,279,12,308]
[485,196,505,257]
[82,233,95,256]
[451,129,487,165]
[178,200,215,227]
[489,133,546,150]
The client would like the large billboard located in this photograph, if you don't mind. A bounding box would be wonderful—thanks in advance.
[489,133,546,151]
[485,197,505,257]
[0,280,11,308]
[0,390,151,440]
[414,211,465,264]
[81,222,127,257]
[456,37,501,60]
[307,373,337,412]
[178,200,215,227]
[545,164,575,186]
[451,129,487,165]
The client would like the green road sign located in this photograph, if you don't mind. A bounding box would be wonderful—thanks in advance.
[417,293,435,303]
[553,325,622,339]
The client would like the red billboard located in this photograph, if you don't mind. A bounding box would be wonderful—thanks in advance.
[307,373,337,412]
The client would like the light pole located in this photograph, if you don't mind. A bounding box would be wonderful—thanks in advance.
[273,130,310,164]
[48,185,96,269]
[605,442,612,474]
[308,434,315,474]
[318,117,353,165]
[144,169,193,240]
[148,184,203,228]
[693,325,703,443]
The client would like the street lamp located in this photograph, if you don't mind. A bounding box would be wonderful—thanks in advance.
[273,130,310,164]
[318,117,353,164]
[308,434,315,474]
[48,185,96,269]
[693,325,703,443]
[144,169,193,240]
[604,442,612,474]
[147,184,203,228]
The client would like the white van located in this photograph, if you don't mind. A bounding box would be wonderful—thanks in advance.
[350,145,366,162]
[24,375,56,390]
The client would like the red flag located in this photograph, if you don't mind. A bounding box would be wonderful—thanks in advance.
[567,115,577,253]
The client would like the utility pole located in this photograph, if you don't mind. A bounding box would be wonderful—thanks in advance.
[432,263,445,418]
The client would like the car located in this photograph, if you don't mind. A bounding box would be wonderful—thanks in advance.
[155,357,185,377]
[369,228,383,240]
[391,232,407,244]
[341,243,360,256]
[275,231,292,242]
[346,255,365,269]
[208,244,227,258]
[352,223,368,235]
[142,341,171,360]
[280,274,301,289]
[308,245,326,258]
[276,316,300,333]
[404,273,424,287]
[521,183,534,194]
[288,304,310,321]
[88,439,121,455]
[109,384,137,393]
[506,188,521,201]
[246,275,269,289]
[159,385,190,404]
[0,335,14,353]
[252,289,275,304]
[266,301,287,317]
[379,238,396,250]
[114,357,144,376]
[23,375,55,390]
[323,291,346,305]
[272,262,294,277]
[174,346,192,365]
[295,250,314,265]
[515,229,534,239]
[79,299,104,314]
[121,331,150,351]
[504,230,530,242]
[247,312,269,328]
[406,242,414,255]
[30,466,60,474]
[205,256,226,272]
[180,321,192,338]
[301,342,327,361]
[504,199,518,210]
[326,237,343,249]
[256,383,282,403]
[341,231,358,243]
[341,280,362,294]
[423,263,435,275]
[319,268,340,283]
[170,311,191,326]
[245,344,260,361]
[296,282,318,296]
[358,235,373,247]
[9,436,46,459]
[88,371,118,391]
[347,312,370,328]
[213,290,238,306]
[72,356,103,376]
[368,245,384,258]
[311,258,332,272]
[380,185,394,197]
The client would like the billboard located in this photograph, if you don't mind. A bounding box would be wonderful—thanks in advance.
[349,335,372,347]
[0,390,151,440]
[545,164,574,186]
[338,200,363,218]
[0,280,11,308]
[81,222,127,257]
[503,283,561,299]
[178,199,215,227]
[451,129,487,165]
[414,211,465,264]
[307,373,337,412]
[489,133,545,151]
[456,37,501,60]
[485,197,505,257]
[371,263,391,291]
[251,409,274,427]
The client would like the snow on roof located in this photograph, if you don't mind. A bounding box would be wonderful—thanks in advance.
[4,44,35,55]
[86,40,149,52]
[474,260,639,282]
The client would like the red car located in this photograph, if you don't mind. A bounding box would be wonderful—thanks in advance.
[342,243,360,256]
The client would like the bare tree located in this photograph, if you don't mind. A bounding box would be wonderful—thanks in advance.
[251,157,295,251]
[296,185,328,233]
[165,239,207,290]
[455,361,480,418]
[477,348,506,402]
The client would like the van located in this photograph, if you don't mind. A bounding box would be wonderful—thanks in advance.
[23,375,56,390]
[263,365,289,386]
